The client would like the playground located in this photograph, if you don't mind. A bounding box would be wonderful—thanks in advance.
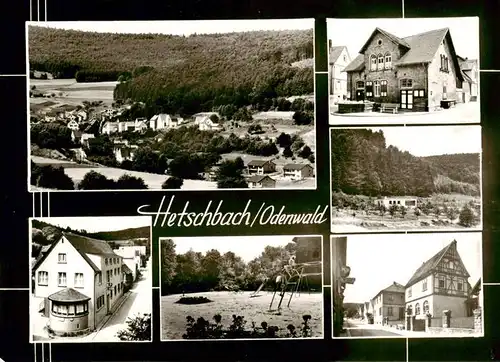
[160,290,323,340]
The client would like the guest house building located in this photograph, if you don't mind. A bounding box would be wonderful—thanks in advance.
[32,233,126,336]
[369,282,405,324]
[344,27,465,112]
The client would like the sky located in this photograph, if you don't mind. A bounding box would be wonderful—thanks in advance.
[364,125,482,157]
[327,17,479,63]
[339,232,482,304]
[34,216,151,233]
[167,235,297,263]
[27,19,313,36]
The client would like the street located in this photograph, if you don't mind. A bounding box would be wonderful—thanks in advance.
[344,319,403,337]
[329,101,479,125]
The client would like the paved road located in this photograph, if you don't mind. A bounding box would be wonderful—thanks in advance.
[345,320,403,337]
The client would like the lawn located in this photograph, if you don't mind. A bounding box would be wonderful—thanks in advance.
[160,291,323,340]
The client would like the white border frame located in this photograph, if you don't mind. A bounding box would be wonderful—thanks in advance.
[25,19,318,193]
[329,124,484,234]
[28,215,154,344]
[158,234,325,342]
[326,17,481,126]
[330,232,485,339]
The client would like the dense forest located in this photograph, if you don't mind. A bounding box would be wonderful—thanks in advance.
[28,25,314,116]
[331,129,480,198]
[161,239,321,296]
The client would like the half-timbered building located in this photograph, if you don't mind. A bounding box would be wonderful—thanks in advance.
[404,240,471,320]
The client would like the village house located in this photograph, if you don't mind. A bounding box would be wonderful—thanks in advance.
[332,237,356,336]
[375,196,418,209]
[247,160,276,175]
[458,56,479,103]
[247,175,276,189]
[113,246,142,282]
[344,27,464,112]
[369,282,406,325]
[329,42,351,103]
[149,114,183,131]
[134,118,149,132]
[101,121,119,135]
[283,163,314,180]
[31,233,126,336]
[67,120,79,131]
[113,143,138,163]
[404,240,471,325]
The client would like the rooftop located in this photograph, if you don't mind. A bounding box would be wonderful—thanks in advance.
[48,288,91,303]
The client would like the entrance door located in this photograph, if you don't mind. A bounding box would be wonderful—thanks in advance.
[400,90,413,110]
[106,294,110,314]
[356,90,365,101]
[399,307,405,320]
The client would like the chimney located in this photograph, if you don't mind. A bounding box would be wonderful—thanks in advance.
[329,39,332,49]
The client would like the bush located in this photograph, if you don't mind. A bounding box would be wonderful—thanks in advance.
[78,171,115,190]
[176,296,213,305]
[31,164,75,190]
[162,176,184,189]
[115,174,148,189]
[458,204,477,227]
[116,313,151,341]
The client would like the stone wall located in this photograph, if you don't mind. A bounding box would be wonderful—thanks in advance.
[427,327,477,336]
[474,308,482,333]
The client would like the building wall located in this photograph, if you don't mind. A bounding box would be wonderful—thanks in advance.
[330,48,351,101]
[396,64,428,111]
[406,275,434,304]
[427,37,459,109]
[332,237,348,337]
[432,294,468,318]
[34,237,96,328]
[50,313,89,333]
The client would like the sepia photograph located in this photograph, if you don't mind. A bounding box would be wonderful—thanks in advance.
[330,125,482,233]
[29,216,152,343]
[327,17,480,125]
[332,233,483,338]
[26,19,316,192]
[160,235,323,340]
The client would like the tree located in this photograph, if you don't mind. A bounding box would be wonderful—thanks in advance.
[116,313,151,341]
[276,133,292,148]
[216,158,248,189]
[115,174,148,189]
[162,177,184,189]
[389,204,398,218]
[433,206,441,219]
[298,145,312,159]
[400,206,407,218]
[32,165,75,190]
[446,207,459,222]
[78,171,115,190]
[414,208,421,218]
[292,110,313,125]
[283,146,293,158]
[308,154,315,163]
[458,205,477,227]
[161,239,177,293]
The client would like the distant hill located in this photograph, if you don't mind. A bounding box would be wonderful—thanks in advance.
[28,25,314,116]
[331,129,480,198]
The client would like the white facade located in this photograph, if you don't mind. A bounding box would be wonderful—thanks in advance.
[329,45,351,103]
[376,197,418,209]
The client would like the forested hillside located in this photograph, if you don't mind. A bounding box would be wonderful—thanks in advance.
[28,25,314,115]
[331,129,480,197]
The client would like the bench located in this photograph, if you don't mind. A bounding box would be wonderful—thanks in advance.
[380,103,399,114]
[440,99,456,109]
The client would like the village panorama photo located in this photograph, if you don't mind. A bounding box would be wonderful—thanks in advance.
[331,233,483,338]
[29,216,152,343]
[160,235,323,340]
[330,125,482,233]
[27,19,316,192]
[327,17,480,125]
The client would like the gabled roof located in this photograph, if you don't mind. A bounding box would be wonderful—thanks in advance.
[470,278,481,295]
[344,54,365,72]
[248,160,274,167]
[371,281,405,300]
[405,240,469,288]
[359,27,411,54]
[329,45,348,64]
[248,175,275,183]
[48,288,91,302]
[122,264,133,274]
[32,232,120,273]
[283,163,313,170]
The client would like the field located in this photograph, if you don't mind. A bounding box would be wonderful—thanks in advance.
[30,79,117,109]
[160,291,323,340]
[331,193,482,232]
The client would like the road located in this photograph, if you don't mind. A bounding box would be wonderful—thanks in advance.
[345,319,403,337]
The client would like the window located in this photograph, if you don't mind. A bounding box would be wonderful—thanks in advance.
[374,81,381,97]
[356,81,365,89]
[389,294,394,302]
[443,86,447,100]
[379,307,381,315]
[58,272,67,287]
[336,80,341,90]
[114,285,117,295]
[458,282,463,291]
[38,271,48,285]
[58,253,67,263]
[96,295,105,310]
[422,279,428,291]
[384,53,392,69]
[74,273,84,288]
[407,305,413,315]
[439,278,445,288]
[366,81,373,97]
[408,288,412,298]
[377,54,384,70]
[107,270,111,283]
[370,55,377,71]
[105,258,108,266]
[381,80,388,96]
[449,261,454,269]
[415,303,421,315]
[440,54,449,72]
[388,307,393,316]
[378,39,382,45]
[413,89,425,98]
[343,55,347,62]
[423,301,429,314]
[400,78,413,88]
[97,272,102,285]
